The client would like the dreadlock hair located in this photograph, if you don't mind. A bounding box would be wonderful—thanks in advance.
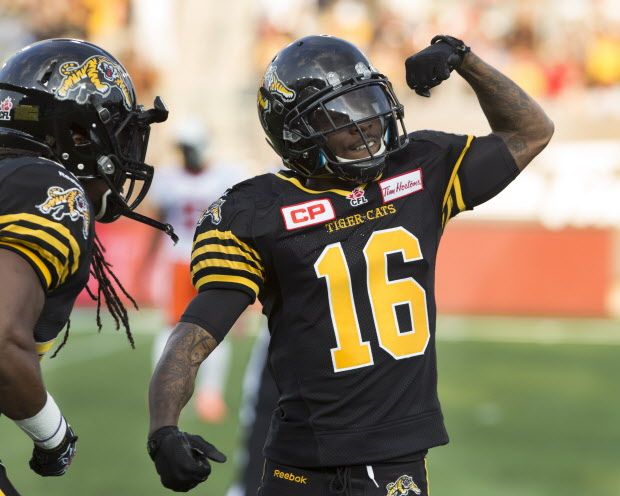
[51,234,138,358]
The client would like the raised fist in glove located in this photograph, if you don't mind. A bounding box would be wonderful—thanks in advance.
[405,35,470,97]
[148,426,226,492]
[29,425,78,477]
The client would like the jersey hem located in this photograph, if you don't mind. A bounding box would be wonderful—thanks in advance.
[264,409,449,467]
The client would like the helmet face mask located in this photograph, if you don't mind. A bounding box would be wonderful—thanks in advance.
[258,35,408,184]
[0,39,169,226]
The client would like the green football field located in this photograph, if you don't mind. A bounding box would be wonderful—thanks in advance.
[1,310,619,496]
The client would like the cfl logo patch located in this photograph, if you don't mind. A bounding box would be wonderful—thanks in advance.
[281,198,335,230]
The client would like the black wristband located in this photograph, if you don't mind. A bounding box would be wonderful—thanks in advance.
[147,425,179,459]
[430,35,470,67]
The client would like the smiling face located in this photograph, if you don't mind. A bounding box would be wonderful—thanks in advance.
[323,116,384,160]
[305,85,390,163]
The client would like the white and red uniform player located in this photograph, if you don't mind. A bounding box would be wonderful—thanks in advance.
[146,125,246,422]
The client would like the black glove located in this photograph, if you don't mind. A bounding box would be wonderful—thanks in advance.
[405,35,471,97]
[148,426,226,492]
[29,424,78,477]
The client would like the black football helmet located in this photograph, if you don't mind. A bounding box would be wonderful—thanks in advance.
[0,38,176,240]
[257,35,408,184]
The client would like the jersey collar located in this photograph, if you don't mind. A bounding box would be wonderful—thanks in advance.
[275,172,371,197]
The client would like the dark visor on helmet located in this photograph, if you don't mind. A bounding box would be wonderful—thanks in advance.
[307,85,392,134]
[287,83,398,168]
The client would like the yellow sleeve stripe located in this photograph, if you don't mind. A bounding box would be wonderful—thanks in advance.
[2,223,71,261]
[36,339,56,357]
[442,195,453,228]
[0,213,80,274]
[0,224,69,284]
[0,241,52,288]
[442,135,474,210]
[194,230,262,266]
[452,174,466,212]
[191,258,264,280]
[1,236,68,284]
[192,244,264,274]
[194,274,259,297]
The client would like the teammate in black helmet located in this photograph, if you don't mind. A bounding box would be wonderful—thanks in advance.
[0,38,175,496]
[148,34,554,495]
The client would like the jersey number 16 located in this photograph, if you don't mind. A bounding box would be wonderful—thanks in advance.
[315,227,430,373]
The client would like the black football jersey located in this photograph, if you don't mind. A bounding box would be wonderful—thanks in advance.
[0,155,94,357]
[190,131,519,467]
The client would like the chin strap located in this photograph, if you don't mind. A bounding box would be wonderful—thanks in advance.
[122,209,179,244]
[94,165,179,245]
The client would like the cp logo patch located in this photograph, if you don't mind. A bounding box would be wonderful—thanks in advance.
[281,198,335,230]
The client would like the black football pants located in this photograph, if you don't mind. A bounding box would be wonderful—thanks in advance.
[0,461,21,496]
[258,456,429,496]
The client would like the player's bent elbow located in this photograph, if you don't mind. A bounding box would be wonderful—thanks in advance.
[539,115,555,147]
[0,322,36,363]
[531,117,555,157]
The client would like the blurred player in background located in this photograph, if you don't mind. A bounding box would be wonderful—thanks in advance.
[226,322,278,496]
[0,39,173,495]
[143,121,246,422]
[147,33,553,495]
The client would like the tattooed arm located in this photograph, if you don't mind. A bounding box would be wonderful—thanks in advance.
[148,322,218,434]
[456,51,554,171]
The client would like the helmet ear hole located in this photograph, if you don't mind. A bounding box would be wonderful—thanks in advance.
[70,124,91,146]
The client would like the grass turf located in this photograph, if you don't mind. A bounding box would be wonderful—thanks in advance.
[0,311,618,495]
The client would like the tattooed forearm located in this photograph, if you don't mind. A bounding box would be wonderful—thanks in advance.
[457,52,554,170]
[148,322,218,433]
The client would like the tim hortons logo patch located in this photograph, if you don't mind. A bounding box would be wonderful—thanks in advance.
[281,198,335,230]
[379,169,423,203]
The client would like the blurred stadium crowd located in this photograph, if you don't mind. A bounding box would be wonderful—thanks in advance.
[3,0,620,97]
[0,0,619,316]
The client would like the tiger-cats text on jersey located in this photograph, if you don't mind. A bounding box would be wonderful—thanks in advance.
[190,131,519,467]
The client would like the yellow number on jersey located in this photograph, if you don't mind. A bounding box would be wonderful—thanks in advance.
[315,243,373,371]
[315,227,430,373]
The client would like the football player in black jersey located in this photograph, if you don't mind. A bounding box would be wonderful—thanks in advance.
[0,39,175,496]
[148,35,554,495]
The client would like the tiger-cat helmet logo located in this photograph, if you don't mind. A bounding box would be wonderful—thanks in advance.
[258,64,296,112]
[56,55,133,110]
